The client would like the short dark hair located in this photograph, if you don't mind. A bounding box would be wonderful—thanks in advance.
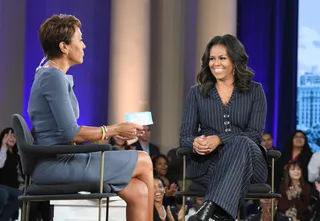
[197,34,254,97]
[263,132,273,138]
[39,14,81,59]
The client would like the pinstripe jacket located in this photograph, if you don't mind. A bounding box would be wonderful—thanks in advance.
[179,81,268,178]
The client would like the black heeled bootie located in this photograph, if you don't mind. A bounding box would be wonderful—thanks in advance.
[188,201,217,221]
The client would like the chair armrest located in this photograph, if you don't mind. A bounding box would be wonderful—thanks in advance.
[23,144,113,155]
[267,149,281,160]
[176,147,193,158]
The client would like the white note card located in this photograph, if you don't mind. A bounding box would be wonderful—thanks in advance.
[125,111,153,126]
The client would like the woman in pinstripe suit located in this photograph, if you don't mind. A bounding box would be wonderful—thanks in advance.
[180,34,268,221]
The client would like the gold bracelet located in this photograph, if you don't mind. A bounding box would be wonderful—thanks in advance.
[103,125,108,140]
[101,126,106,140]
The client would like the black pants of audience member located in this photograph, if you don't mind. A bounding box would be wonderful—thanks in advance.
[28,201,53,221]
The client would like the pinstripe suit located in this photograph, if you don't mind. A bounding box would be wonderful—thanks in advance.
[179,81,268,219]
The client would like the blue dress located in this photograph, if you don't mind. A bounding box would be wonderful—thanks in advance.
[28,67,138,192]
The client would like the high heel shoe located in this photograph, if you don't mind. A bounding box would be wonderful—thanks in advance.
[188,201,217,221]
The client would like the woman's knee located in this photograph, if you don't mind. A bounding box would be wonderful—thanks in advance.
[137,151,153,172]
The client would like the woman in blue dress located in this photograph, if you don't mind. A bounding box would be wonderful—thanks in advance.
[28,14,153,221]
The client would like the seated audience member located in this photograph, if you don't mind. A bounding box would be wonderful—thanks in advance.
[154,176,185,221]
[186,197,214,221]
[153,155,179,207]
[0,128,21,190]
[246,198,292,221]
[278,162,310,221]
[275,130,313,191]
[0,128,23,221]
[261,132,276,150]
[308,150,320,183]
[0,185,22,221]
[131,125,160,157]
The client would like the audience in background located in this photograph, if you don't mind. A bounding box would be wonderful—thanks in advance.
[109,136,129,150]
[275,130,313,191]
[247,198,292,221]
[262,132,276,150]
[131,125,160,157]
[308,150,320,183]
[278,162,310,221]
[152,154,179,207]
[153,176,185,221]
[0,185,22,221]
[0,128,22,221]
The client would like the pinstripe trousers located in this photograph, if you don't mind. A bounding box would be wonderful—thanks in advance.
[187,136,268,219]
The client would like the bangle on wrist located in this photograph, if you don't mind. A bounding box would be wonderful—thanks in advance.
[103,125,108,140]
[100,126,106,140]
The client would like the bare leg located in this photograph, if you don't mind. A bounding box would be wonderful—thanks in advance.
[132,151,154,221]
[118,178,148,221]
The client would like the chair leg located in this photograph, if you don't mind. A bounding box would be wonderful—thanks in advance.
[237,209,241,220]
[271,198,274,221]
[182,155,186,221]
[105,198,109,221]
[98,199,102,221]
[26,202,30,221]
[21,201,26,221]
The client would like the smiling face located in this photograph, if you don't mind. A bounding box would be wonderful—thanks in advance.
[7,133,16,147]
[289,164,302,180]
[154,178,165,203]
[208,44,234,82]
[154,157,168,176]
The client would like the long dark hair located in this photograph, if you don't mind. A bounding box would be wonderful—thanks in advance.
[197,34,254,97]
[283,130,312,158]
[0,127,18,154]
[283,161,304,191]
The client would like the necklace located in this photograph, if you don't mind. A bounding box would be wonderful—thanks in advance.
[49,60,63,72]
[158,205,167,220]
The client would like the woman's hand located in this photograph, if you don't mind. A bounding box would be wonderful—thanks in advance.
[177,205,188,221]
[204,135,222,152]
[286,189,293,200]
[167,206,175,221]
[192,135,221,155]
[165,183,178,197]
[193,135,209,155]
[115,122,144,139]
[1,130,12,147]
